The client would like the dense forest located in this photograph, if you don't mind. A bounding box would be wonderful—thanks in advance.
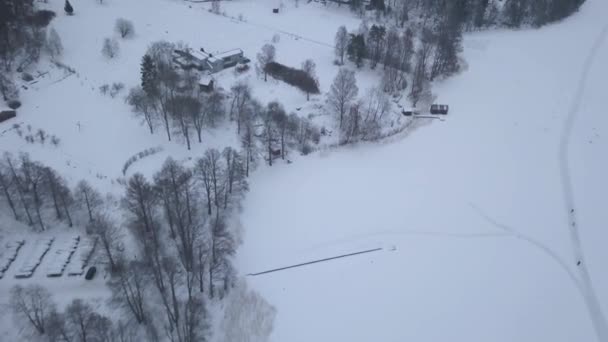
[328,0,586,28]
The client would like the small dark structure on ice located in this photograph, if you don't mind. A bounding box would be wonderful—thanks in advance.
[430,104,449,115]
[273,8,279,13]
[402,108,420,116]
[0,110,16,124]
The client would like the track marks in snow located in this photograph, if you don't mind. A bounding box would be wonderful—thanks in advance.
[557,22,608,341]
[297,228,510,256]
[559,22,608,267]
[469,203,584,294]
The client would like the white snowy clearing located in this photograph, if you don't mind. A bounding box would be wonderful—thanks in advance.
[237,0,608,341]
[0,0,606,340]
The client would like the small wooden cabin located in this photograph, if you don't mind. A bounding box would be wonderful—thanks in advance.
[402,108,420,116]
[0,110,17,124]
[198,75,215,92]
[430,104,449,115]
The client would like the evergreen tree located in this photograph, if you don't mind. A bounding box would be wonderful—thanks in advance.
[368,25,386,69]
[140,54,159,97]
[349,0,363,12]
[347,34,366,68]
[64,0,74,15]
[370,0,386,11]
[430,4,464,80]
[503,0,526,27]
[473,0,490,28]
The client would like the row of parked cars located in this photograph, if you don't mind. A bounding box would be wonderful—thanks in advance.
[0,239,25,279]
[0,236,98,280]
[46,236,81,277]
[402,104,450,116]
[15,237,55,279]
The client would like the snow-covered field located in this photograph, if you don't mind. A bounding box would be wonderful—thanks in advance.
[1,0,607,340]
[0,0,374,192]
[0,0,372,339]
[236,0,608,341]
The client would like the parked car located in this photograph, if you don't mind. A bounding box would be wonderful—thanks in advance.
[430,104,449,115]
[84,266,97,280]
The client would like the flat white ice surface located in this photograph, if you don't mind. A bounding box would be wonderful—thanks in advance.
[237,0,608,341]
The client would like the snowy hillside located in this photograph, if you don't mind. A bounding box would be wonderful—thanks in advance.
[236,0,608,341]
[0,0,606,341]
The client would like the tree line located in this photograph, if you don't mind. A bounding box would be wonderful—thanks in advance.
[334,1,464,106]
[328,0,585,28]
[0,153,103,231]
[10,285,138,342]
[3,148,256,341]
[0,0,64,107]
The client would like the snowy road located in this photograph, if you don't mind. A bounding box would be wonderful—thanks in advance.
[237,0,608,341]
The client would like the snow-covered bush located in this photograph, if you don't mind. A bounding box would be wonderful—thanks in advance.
[101,37,119,59]
[30,10,56,27]
[110,82,124,98]
[219,280,276,342]
[211,0,221,14]
[122,146,163,175]
[0,73,19,102]
[115,18,135,39]
[7,100,21,110]
[99,84,110,95]
[45,28,64,60]
[21,72,34,82]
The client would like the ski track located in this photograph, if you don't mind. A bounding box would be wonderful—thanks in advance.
[297,228,510,256]
[558,21,608,341]
[470,203,585,297]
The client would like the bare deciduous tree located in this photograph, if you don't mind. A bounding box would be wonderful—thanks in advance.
[9,285,56,335]
[328,68,358,129]
[230,81,251,134]
[195,149,224,217]
[89,213,123,273]
[108,260,150,324]
[240,100,262,177]
[45,28,63,60]
[256,44,275,82]
[19,155,46,231]
[334,25,349,65]
[301,59,319,101]
[102,37,119,59]
[168,95,197,150]
[211,0,221,14]
[0,160,19,220]
[4,153,34,226]
[64,299,102,342]
[220,281,276,342]
[127,86,157,134]
[75,180,103,223]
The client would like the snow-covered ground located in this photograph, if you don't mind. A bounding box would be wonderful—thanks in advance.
[236,0,608,341]
[0,0,374,339]
[0,224,108,341]
[1,0,607,340]
[0,0,374,193]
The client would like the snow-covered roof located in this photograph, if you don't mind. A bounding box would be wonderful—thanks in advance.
[214,48,243,59]
[199,74,214,86]
[197,49,220,63]
[191,49,208,61]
